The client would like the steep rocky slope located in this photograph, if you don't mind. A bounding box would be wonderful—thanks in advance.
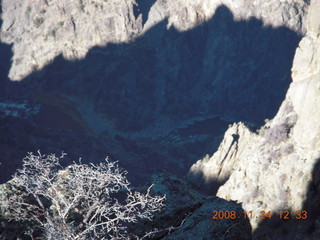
[1,0,307,133]
[1,0,141,81]
[0,0,315,238]
[0,0,309,186]
[189,0,320,238]
[1,0,308,81]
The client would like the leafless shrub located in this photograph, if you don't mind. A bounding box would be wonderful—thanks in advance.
[263,124,289,145]
[1,152,165,240]
[280,144,294,156]
[268,149,281,161]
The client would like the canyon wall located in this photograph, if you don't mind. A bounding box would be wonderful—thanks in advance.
[189,0,320,237]
[0,0,308,138]
[1,0,308,81]
[1,2,318,238]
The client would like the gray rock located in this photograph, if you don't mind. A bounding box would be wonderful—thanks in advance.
[0,0,307,137]
[130,172,252,239]
[188,0,320,237]
[1,0,308,81]
[0,0,309,187]
[0,0,315,238]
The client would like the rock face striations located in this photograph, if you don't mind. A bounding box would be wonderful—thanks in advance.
[189,0,320,238]
[0,0,317,238]
[1,0,308,80]
[0,0,309,186]
[0,0,308,134]
[1,0,142,81]
[1,0,308,130]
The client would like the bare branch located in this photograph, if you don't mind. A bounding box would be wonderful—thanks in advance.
[1,152,165,240]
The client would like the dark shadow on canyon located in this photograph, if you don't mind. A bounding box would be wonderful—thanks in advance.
[0,5,302,192]
[253,158,320,239]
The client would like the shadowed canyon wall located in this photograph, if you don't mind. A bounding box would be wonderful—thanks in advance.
[189,1,320,239]
[0,0,307,192]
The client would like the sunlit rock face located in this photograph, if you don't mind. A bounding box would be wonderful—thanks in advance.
[1,0,142,81]
[189,0,320,237]
[0,0,309,189]
[1,0,308,81]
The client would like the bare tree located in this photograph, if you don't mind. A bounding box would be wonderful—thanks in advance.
[1,152,165,240]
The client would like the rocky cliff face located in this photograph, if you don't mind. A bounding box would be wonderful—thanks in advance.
[0,1,308,184]
[1,0,308,81]
[1,0,308,129]
[1,0,141,81]
[0,0,315,237]
[189,0,320,238]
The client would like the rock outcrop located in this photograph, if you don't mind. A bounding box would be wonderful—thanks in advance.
[1,0,308,81]
[0,0,316,238]
[189,0,320,238]
[0,170,252,240]
[1,0,141,81]
[133,172,252,240]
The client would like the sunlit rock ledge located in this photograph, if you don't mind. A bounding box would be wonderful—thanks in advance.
[1,0,308,81]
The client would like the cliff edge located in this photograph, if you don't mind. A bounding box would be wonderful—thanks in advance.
[189,0,320,237]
